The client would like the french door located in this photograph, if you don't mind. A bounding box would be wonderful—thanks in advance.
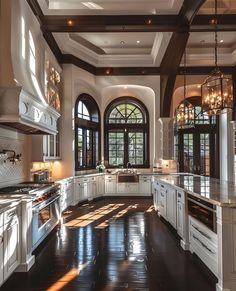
[177,128,219,178]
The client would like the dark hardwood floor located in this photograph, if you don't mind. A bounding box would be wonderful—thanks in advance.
[1,198,217,291]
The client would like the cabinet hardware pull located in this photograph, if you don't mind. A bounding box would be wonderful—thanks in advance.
[161,185,164,188]
[0,235,3,243]
[192,224,211,240]
[192,234,215,255]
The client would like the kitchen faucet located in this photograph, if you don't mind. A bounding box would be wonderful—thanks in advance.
[126,162,132,171]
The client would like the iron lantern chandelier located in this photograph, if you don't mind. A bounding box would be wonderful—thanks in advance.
[201,0,233,116]
[175,51,195,128]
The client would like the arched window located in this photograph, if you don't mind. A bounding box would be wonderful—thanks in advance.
[75,94,100,170]
[104,97,149,168]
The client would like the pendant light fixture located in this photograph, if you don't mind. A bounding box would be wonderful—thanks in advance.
[175,51,195,128]
[201,0,233,116]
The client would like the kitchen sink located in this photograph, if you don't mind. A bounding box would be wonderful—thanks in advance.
[117,173,139,183]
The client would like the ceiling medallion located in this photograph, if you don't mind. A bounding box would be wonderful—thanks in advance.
[201,0,233,116]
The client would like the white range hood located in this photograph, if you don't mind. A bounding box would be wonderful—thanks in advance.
[0,86,60,134]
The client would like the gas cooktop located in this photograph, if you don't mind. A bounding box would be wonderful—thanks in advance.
[0,182,55,195]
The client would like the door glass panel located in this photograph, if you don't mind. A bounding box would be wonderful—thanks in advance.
[183,134,194,173]
[200,133,210,176]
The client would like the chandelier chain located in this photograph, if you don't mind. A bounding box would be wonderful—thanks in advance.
[214,0,218,68]
[183,50,186,100]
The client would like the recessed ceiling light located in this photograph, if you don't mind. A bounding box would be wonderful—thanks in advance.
[147,19,152,25]
[120,41,125,45]
[220,39,224,43]
[67,20,73,26]
[82,2,103,9]
[136,40,140,44]
[124,85,128,89]
[197,85,201,88]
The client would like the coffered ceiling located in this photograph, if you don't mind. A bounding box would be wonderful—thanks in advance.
[36,0,236,68]
[29,0,236,117]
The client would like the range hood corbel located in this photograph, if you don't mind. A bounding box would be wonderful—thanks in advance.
[0,86,60,134]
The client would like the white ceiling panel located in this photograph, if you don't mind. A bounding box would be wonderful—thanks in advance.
[38,0,184,15]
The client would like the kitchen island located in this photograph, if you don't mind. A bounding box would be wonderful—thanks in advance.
[152,174,236,291]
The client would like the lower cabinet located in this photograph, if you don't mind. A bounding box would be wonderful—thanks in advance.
[177,190,185,239]
[0,224,3,286]
[139,175,151,195]
[105,175,117,194]
[60,178,73,212]
[166,187,177,229]
[189,216,218,276]
[3,205,21,282]
[159,188,167,219]
[97,176,105,197]
[117,182,139,195]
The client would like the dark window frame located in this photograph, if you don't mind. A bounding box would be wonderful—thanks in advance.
[176,96,219,178]
[74,94,100,171]
[104,96,149,168]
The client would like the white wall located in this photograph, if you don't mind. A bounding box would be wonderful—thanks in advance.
[61,65,161,176]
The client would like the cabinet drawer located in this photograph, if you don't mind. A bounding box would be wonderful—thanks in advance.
[189,216,217,246]
[4,205,21,224]
[189,216,218,276]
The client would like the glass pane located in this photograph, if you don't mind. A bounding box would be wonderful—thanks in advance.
[128,131,144,165]
[108,103,143,124]
[108,131,124,166]
[50,135,54,157]
[183,134,194,173]
[200,133,210,176]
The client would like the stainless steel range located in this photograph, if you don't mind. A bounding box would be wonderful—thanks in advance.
[0,182,61,251]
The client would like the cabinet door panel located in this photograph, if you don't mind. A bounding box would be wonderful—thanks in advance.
[4,218,21,280]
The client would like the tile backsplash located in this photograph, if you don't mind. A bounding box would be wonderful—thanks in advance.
[0,127,30,187]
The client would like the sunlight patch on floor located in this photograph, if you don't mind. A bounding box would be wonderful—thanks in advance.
[64,204,125,228]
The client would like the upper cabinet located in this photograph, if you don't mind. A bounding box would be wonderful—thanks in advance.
[158,118,174,160]
[45,61,61,113]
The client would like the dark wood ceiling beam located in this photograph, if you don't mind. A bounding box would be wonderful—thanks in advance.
[43,15,180,33]
[178,66,234,75]
[160,0,207,118]
[191,14,236,32]
[160,32,189,117]
[42,14,236,33]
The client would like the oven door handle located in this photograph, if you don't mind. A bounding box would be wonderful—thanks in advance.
[187,197,216,212]
[32,195,60,213]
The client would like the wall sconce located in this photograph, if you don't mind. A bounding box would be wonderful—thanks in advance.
[0,149,22,164]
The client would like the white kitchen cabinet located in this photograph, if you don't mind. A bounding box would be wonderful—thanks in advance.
[3,205,21,281]
[117,182,139,195]
[153,181,160,211]
[105,175,117,194]
[60,178,73,211]
[177,190,184,238]
[189,216,218,276]
[0,224,3,286]
[166,186,177,229]
[74,177,89,204]
[97,175,105,196]
[31,131,60,162]
[139,175,151,195]
[88,176,97,200]
[159,186,167,219]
